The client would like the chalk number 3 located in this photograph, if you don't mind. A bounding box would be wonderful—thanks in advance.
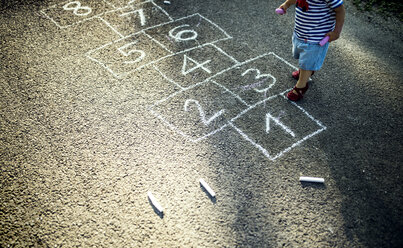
[242,68,276,93]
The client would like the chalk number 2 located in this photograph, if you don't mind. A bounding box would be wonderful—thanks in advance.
[184,99,225,126]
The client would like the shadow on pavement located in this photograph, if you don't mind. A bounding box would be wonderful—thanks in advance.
[316,31,403,246]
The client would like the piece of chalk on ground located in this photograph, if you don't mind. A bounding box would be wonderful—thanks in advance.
[319,36,329,46]
[275,8,285,15]
[299,177,325,183]
[199,178,216,198]
[163,0,171,4]
[147,191,163,213]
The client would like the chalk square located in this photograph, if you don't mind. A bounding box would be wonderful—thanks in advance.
[101,1,173,37]
[230,95,326,160]
[150,81,247,142]
[212,53,297,105]
[143,13,232,54]
[153,44,237,88]
[41,0,114,28]
[87,32,172,78]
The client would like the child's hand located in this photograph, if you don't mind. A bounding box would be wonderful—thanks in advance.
[325,31,341,42]
[278,2,291,13]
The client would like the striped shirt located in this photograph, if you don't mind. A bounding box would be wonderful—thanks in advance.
[294,0,344,43]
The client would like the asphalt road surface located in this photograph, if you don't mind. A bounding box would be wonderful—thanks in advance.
[1,0,402,247]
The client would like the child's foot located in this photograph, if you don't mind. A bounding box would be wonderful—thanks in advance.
[292,70,314,80]
[287,83,309,101]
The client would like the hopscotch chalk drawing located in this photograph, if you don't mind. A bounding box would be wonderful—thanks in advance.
[86,13,232,79]
[41,0,326,161]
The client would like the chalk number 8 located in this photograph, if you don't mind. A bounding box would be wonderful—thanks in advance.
[63,1,92,16]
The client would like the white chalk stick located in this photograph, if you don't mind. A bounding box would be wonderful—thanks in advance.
[199,178,216,198]
[147,191,163,213]
[163,0,171,4]
[299,177,325,183]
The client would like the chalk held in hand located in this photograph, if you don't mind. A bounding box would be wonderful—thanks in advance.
[299,176,325,183]
[275,8,285,15]
[199,178,216,198]
[147,191,163,213]
[319,36,330,46]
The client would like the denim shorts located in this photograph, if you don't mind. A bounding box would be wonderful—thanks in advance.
[292,34,329,71]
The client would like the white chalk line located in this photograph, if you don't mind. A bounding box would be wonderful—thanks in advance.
[228,122,274,160]
[149,108,229,143]
[86,54,121,78]
[210,80,250,108]
[142,31,173,53]
[266,112,296,137]
[98,17,125,38]
[229,94,278,123]
[103,0,117,9]
[280,92,327,129]
[152,64,185,90]
[150,0,174,21]
[209,43,239,64]
[39,10,64,29]
[102,0,152,15]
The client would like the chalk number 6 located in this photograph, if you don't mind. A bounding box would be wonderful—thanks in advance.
[169,24,198,42]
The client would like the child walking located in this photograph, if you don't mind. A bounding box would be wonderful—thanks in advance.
[278,0,345,101]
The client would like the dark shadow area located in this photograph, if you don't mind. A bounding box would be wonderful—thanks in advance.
[148,196,164,219]
[0,0,45,12]
[199,183,217,204]
[316,36,403,246]
[300,181,327,190]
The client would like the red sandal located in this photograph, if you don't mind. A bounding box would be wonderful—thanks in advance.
[292,70,314,80]
[287,83,309,101]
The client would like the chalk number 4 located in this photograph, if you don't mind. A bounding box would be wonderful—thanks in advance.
[182,55,211,75]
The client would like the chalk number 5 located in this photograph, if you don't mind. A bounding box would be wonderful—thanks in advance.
[118,41,146,64]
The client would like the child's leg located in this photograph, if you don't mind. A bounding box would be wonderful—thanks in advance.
[295,69,312,89]
[287,69,312,101]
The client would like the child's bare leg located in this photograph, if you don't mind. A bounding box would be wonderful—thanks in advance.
[293,69,312,93]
